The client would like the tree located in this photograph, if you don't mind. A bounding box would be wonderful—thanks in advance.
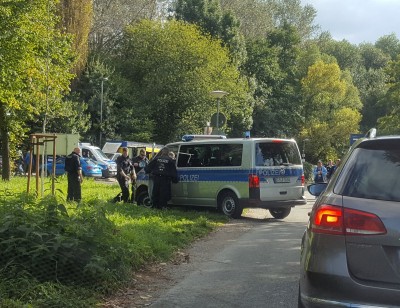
[220,0,276,39]
[377,55,400,134]
[375,33,400,61]
[115,20,252,144]
[58,0,93,87]
[301,61,362,119]
[220,0,318,42]
[300,61,362,161]
[0,0,74,180]
[173,0,246,65]
[244,24,303,138]
[89,0,160,56]
[270,0,318,41]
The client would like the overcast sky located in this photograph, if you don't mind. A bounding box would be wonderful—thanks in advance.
[301,0,400,44]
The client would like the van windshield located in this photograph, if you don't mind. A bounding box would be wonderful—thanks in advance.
[94,148,110,160]
[255,142,301,166]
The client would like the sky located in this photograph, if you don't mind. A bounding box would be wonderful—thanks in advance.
[301,0,400,44]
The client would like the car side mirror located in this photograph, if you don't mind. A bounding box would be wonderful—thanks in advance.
[308,183,328,197]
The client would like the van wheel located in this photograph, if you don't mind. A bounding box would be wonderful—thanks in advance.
[137,191,153,208]
[219,192,242,219]
[269,208,291,219]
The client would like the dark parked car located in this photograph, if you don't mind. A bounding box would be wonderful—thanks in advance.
[299,129,400,307]
[45,157,102,177]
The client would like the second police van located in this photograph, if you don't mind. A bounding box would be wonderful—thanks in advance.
[135,135,306,219]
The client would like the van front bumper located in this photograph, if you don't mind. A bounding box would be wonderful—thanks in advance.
[102,170,117,178]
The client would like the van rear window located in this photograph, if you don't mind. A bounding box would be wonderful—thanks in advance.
[255,142,301,166]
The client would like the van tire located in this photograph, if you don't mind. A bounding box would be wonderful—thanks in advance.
[269,208,291,219]
[137,191,153,208]
[219,191,242,219]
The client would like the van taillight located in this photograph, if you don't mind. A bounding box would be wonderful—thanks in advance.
[311,204,386,235]
[249,175,260,188]
[301,175,305,186]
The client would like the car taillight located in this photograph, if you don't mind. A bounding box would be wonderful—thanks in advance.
[249,175,260,188]
[301,174,305,186]
[87,166,93,170]
[311,204,386,236]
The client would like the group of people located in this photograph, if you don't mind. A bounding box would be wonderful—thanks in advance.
[313,159,341,183]
[115,147,149,203]
[115,146,178,209]
[65,146,178,209]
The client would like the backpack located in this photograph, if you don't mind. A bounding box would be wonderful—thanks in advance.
[65,155,72,172]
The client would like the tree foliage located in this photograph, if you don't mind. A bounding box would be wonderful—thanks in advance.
[377,55,400,134]
[115,20,252,144]
[244,24,302,138]
[0,0,75,180]
[300,60,362,161]
[58,0,93,84]
[89,0,159,56]
[173,0,246,65]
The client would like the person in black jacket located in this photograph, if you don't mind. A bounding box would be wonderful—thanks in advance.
[116,147,136,203]
[65,147,83,202]
[145,147,178,209]
[132,149,149,174]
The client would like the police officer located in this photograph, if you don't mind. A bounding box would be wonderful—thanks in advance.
[132,149,149,174]
[145,147,177,209]
[116,147,136,203]
[65,147,83,202]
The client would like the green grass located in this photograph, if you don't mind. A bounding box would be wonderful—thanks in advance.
[0,176,228,307]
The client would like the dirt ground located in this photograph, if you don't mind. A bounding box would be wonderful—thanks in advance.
[100,209,270,308]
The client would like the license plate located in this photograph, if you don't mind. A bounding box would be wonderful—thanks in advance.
[274,177,290,183]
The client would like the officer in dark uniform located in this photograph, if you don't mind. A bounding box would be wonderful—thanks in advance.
[116,147,136,203]
[65,147,83,202]
[145,147,177,209]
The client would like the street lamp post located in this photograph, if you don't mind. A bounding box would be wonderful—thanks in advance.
[99,77,108,146]
[210,90,229,132]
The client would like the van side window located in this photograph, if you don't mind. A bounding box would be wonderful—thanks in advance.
[177,144,242,167]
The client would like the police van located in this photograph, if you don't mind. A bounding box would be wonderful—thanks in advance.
[135,137,306,218]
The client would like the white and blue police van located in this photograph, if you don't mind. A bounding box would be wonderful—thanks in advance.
[135,136,306,218]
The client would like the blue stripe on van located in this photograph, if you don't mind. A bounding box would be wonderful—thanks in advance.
[178,169,250,182]
[137,167,303,182]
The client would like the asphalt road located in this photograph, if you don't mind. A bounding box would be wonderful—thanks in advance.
[147,193,315,308]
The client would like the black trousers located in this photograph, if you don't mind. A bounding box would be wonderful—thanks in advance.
[117,176,130,203]
[67,173,81,202]
[151,175,171,209]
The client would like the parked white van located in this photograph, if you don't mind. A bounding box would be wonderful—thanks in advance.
[135,137,306,218]
[79,143,117,178]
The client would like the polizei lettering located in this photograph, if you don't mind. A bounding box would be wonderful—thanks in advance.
[179,174,200,182]
[257,168,286,176]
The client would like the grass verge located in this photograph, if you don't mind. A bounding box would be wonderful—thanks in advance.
[0,176,228,307]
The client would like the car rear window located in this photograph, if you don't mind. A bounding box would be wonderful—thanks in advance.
[255,141,301,166]
[341,140,400,202]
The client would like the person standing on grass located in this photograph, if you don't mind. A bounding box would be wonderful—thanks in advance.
[116,147,136,203]
[65,147,83,202]
[144,147,178,209]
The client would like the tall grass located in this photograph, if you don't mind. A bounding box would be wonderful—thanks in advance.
[0,176,227,307]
